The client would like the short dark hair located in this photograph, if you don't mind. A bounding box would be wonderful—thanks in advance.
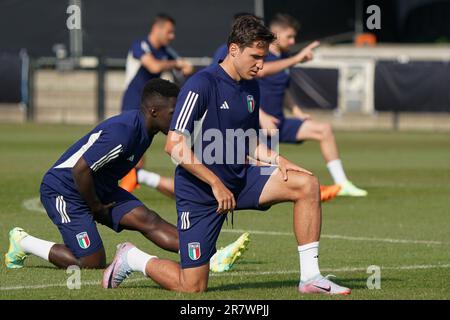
[227,15,276,49]
[151,13,175,27]
[270,13,300,31]
[141,78,179,109]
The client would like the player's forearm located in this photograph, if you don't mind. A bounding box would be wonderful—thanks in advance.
[180,161,222,187]
[165,131,222,187]
[253,142,279,165]
[157,60,179,72]
[72,158,102,212]
[141,56,178,74]
[257,56,298,77]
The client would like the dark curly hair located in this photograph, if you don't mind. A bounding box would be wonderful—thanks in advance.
[227,15,276,49]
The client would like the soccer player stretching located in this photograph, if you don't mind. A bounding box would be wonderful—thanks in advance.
[5,79,247,271]
[103,15,350,295]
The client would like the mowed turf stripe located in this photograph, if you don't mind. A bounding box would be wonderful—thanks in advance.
[2,263,450,291]
[221,229,445,245]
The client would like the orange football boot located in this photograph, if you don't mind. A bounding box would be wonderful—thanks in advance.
[320,184,341,202]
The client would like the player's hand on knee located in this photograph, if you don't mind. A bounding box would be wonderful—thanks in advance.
[277,156,313,181]
[211,180,236,214]
[91,202,115,225]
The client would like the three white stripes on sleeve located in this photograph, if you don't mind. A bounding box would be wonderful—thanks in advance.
[90,144,123,172]
[175,91,199,133]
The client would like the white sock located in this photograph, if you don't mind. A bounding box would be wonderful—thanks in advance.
[326,159,348,185]
[20,235,55,261]
[137,169,161,189]
[298,242,321,282]
[126,247,157,276]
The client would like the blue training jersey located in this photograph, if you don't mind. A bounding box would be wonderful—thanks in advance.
[42,110,152,198]
[121,37,176,111]
[169,63,260,208]
[256,51,291,120]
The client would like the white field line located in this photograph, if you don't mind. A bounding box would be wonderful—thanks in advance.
[2,263,450,291]
[221,229,445,245]
[23,198,445,246]
[22,197,46,213]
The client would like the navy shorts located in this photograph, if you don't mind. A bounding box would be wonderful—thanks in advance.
[278,118,304,143]
[40,183,143,258]
[263,118,304,150]
[177,165,277,269]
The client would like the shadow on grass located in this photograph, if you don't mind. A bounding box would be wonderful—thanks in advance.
[123,277,401,292]
[207,276,402,292]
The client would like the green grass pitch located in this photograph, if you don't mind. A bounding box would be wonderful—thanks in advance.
[0,123,449,299]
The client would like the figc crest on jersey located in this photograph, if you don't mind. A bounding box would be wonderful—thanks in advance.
[247,95,255,113]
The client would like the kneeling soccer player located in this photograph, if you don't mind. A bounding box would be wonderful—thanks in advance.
[5,78,248,272]
[103,16,350,295]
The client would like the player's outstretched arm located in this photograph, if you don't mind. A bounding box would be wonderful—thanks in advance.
[140,53,184,74]
[256,41,320,78]
[165,130,236,213]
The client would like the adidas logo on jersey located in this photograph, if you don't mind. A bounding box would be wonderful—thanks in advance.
[127,155,134,162]
[220,101,230,110]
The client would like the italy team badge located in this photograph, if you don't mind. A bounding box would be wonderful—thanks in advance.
[76,232,90,249]
[247,95,255,113]
[188,242,201,260]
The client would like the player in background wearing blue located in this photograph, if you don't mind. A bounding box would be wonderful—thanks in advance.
[104,15,351,295]
[5,79,247,272]
[120,13,193,198]
[214,14,367,197]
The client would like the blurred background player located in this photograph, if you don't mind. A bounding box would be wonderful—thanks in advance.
[120,13,193,197]
[5,79,248,272]
[257,13,367,197]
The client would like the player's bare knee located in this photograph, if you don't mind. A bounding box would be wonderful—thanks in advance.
[183,282,207,293]
[309,175,320,197]
[180,270,208,293]
[296,174,320,200]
